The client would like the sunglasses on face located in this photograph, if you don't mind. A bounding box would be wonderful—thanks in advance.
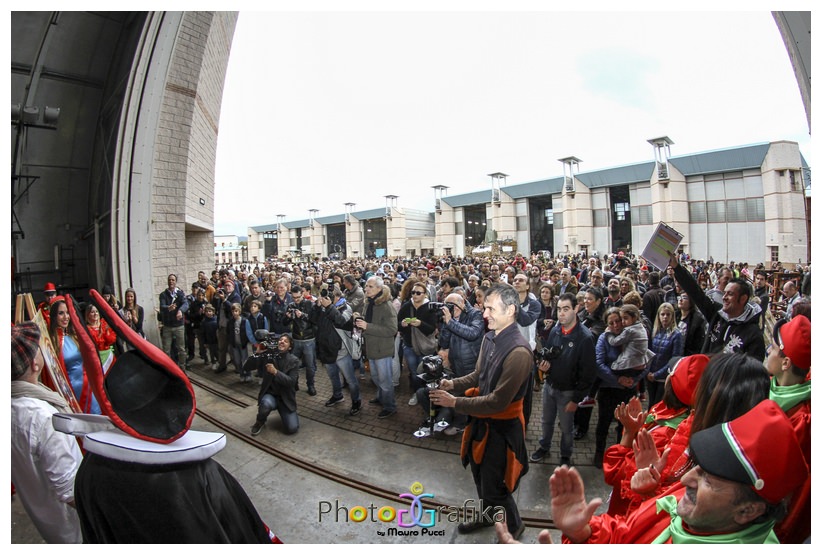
[412,291,425,296]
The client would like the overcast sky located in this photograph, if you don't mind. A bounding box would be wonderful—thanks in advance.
[213,5,811,236]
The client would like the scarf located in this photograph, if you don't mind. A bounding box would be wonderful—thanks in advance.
[769,378,811,413]
[11,380,72,412]
[652,495,779,544]
[365,295,376,322]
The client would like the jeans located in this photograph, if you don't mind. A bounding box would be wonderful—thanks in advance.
[292,338,317,387]
[257,393,299,434]
[370,356,396,412]
[326,354,360,402]
[229,345,249,377]
[403,345,426,392]
[161,324,186,368]
[539,383,576,459]
[392,334,402,386]
[415,386,452,425]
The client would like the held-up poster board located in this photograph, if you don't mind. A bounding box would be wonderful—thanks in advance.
[15,293,81,413]
[641,222,684,271]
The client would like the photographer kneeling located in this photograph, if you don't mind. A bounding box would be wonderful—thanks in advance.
[250,333,300,436]
[415,293,484,435]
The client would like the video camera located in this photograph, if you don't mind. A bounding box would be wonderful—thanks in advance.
[417,354,450,388]
[248,329,283,365]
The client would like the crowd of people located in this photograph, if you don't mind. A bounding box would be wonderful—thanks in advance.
[11,247,811,543]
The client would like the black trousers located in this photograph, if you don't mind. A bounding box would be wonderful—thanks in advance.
[468,429,522,535]
[594,387,636,455]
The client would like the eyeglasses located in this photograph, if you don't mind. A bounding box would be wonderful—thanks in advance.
[412,291,425,296]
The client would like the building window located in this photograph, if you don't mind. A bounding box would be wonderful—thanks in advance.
[689,201,706,223]
[631,205,652,225]
[746,198,765,221]
[593,209,608,227]
[770,246,779,264]
[545,208,554,225]
[726,199,746,222]
[707,200,726,223]
[614,202,630,221]
[517,216,527,231]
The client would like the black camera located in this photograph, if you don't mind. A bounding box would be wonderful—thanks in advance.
[418,354,449,388]
[247,329,283,364]
[534,345,562,362]
[428,301,448,322]
[320,287,331,299]
[285,302,300,318]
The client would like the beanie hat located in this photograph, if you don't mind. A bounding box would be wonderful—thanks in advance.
[690,399,808,504]
[12,321,41,380]
[669,354,710,406]
[773,314,811,370]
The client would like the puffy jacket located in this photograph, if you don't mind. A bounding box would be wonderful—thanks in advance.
[438,305,484,376]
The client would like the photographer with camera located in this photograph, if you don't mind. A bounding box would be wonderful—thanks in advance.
[529,292,596,466]
[283,284,318,396]
[250,333,300,436]
[212,278,241,374]
[414,292,484,435]
[263,278,293,336]
[310,284,363,416]
[428,283,532,540]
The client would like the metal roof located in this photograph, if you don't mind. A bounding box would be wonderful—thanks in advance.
[441,189,493,208]
[281,218,310,229]
[668,143,770,176]
[502,177,564,198]
[249,223,280,233]
[353,208,390,220]
[317,214,346,225]
[575,162,656,189]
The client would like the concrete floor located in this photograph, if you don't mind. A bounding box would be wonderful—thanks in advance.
[10,359,617,544]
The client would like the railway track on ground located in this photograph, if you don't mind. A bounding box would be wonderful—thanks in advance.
[188,374,558,532]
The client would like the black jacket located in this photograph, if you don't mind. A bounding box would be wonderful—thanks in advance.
[541,319,597,403]
[257,351,300,412]
[674,265,765,361]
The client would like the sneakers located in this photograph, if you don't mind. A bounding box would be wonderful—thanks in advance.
[444,426,462,436]
[408,394,418,406]
[349,400,361,416]
[215,366,227,374]
[251,421,264,436]
[185,354,195,363]
[529,447,549,463]
[307,385,317,396]
[377,409,396,419]
[368,398,382,405]
[577,396,596,408]
[211,362,218,371]
[324,396,344,407]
